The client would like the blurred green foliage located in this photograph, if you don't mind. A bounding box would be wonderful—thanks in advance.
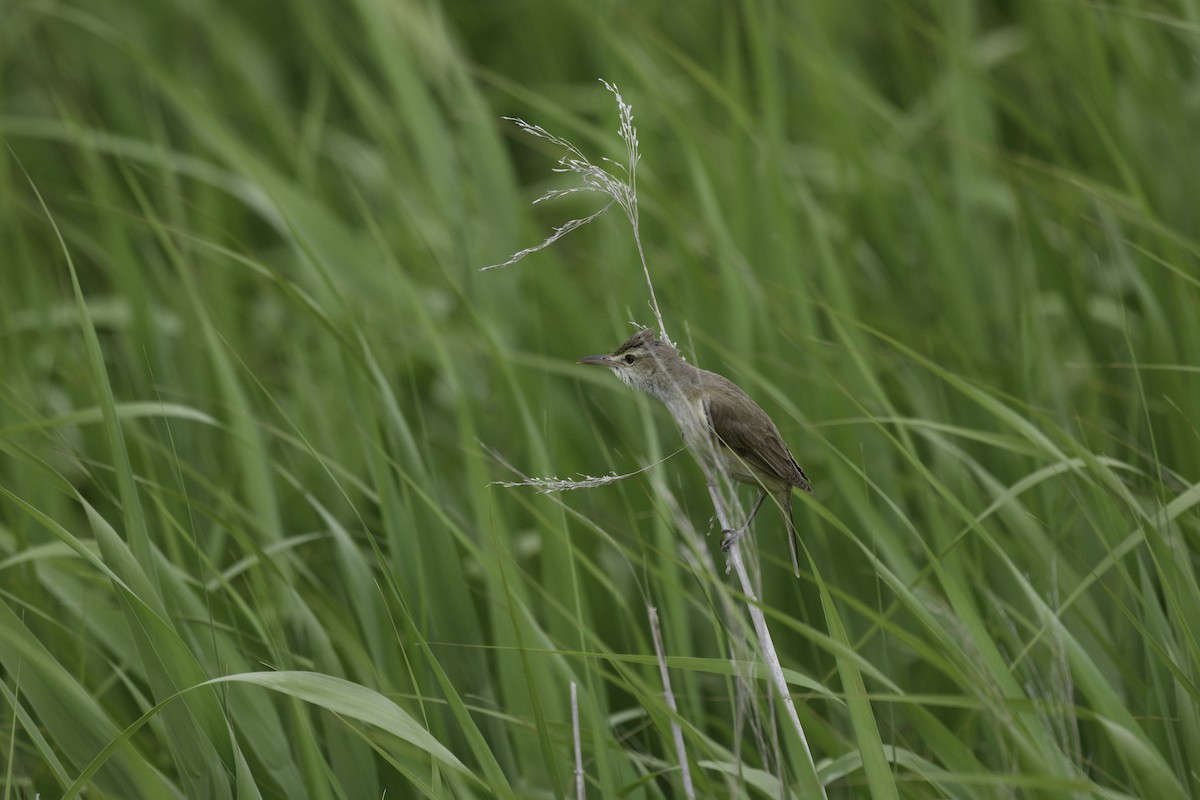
[2,0,1199,797]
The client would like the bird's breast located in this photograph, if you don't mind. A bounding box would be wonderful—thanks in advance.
[665,394,711,449]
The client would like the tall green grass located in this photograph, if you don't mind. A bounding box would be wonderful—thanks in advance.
[3,0,1199,797]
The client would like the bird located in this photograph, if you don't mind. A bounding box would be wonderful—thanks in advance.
[578,328,812,575]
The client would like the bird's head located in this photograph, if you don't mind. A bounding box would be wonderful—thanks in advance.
[577,328,683,397]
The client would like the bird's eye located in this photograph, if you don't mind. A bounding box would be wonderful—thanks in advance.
[623,354,637,364]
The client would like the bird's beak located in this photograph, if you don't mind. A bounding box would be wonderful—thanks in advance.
[577,354,618,368]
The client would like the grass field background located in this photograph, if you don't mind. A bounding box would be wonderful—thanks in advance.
[3,0,1200,797]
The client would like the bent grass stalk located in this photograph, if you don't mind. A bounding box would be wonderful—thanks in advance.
[483,80,826,796]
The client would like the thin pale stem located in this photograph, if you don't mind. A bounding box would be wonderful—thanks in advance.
[700,472,827,799]
[571,681,585,800]
[648,604,696,800]
[629,218,669,343]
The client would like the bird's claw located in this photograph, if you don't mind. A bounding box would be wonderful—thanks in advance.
[720,528,744,552]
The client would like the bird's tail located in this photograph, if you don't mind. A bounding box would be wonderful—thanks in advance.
[795,461,814,494]
[783,493,800,578]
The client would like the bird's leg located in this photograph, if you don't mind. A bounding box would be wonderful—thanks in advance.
[721,491,768,551]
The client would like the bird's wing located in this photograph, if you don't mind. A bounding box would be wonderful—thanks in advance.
[702,373,812,492]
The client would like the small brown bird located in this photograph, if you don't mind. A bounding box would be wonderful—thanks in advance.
[579,328,812,575]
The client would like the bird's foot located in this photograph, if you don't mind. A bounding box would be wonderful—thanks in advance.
[720,527,747,552]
